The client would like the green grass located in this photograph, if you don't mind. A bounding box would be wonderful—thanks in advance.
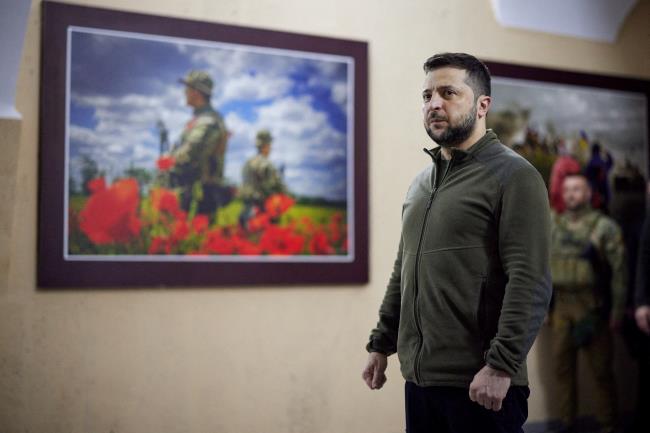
[215,200,245,227]
[70,195,347,229]
[283,204,346,225]
[69,195,87,212]
[215,200,346,227]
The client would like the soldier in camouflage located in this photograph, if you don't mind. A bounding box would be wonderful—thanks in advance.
[238,130,286,227]
[550,173,627,433]
[170,71,230,216]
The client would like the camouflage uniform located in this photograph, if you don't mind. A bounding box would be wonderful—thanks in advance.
[238,130,286,226]
[550,207,627,432]
[239,155,285,204]
[171,71,230,215]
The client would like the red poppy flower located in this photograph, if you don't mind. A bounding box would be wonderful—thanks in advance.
[149,236,171,254]
[265,194,295,218]
[328,223,342,243]
[79,178,141,245]
[247,212,270,232]
[156,155,175,171]
[259,226,304,255]
[231,235,263,255]
[310,230,335,255]
[299,216,316,235]
[327,212,345,243]
[87,177,106,194]
[191,214,209,233]
[150,188,183,218]
[171,219,190,243]
[202,228,235,255]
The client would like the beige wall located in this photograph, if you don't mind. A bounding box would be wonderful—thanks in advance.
[1,0,649,431]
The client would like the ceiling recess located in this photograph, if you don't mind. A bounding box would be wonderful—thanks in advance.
[490,0,638,43]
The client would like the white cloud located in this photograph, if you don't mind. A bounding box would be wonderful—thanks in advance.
[220,96,348,200]
[68,85,197,185]
[69,124,159,182]
[190,47,308,81]
[331,81,348,113]
[315,60,342,79]
[218,74,292,104]
[69,44,352,200]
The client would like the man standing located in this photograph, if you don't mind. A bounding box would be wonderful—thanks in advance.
[362,53,551,433]
[549,173,627,433]
[171,70,229,216]
[238,129,286,227]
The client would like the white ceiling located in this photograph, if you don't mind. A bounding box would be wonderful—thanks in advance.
[490,0,638,43]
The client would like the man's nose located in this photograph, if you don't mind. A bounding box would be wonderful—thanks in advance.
[426,94,443,111]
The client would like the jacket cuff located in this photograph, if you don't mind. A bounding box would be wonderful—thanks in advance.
[365,338,393,356]
[485,341,520,377]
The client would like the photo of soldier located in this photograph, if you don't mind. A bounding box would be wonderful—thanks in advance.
[238,129,287,228]
[170,70,231,218]
[65,30,352,259]
[549,173,628,433]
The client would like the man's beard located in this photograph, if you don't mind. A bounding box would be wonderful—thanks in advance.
[565,199,589,212]
[425,105,477,148]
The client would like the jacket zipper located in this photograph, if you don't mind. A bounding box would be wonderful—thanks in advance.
[413,151,455,384]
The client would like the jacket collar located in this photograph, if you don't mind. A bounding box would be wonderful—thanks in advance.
[423,129,498,163]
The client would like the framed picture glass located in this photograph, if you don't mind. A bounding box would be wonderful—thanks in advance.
[38,1,368,287]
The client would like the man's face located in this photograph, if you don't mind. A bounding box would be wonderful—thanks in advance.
[260,142,271,156]
[185,86,204,108]
[422,67,478,148]
[562,176,591,211]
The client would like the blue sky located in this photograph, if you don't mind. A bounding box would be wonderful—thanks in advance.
[68,28,353,201]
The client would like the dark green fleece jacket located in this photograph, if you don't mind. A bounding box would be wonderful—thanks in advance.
[367,130,552,387]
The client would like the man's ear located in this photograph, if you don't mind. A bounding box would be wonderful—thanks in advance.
[477,95,491,119]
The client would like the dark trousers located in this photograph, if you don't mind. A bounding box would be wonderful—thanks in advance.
[405,382,530,433]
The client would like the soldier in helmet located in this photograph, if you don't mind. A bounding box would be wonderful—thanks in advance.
[170,70,230,216]
[238,129,287,228]
[549,172,627,433]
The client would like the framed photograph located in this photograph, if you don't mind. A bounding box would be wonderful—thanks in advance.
[485,61,649,275]
[486,62,649,187]
[38,1,368,287]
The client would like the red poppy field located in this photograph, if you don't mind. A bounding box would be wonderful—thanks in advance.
[68,177,349,257]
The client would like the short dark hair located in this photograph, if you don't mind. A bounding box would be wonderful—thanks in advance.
[423,52,491,99]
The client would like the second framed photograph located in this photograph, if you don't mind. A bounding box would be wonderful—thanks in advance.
[485,61,649,216]
[485,61,649,278]
[39,1,368,287]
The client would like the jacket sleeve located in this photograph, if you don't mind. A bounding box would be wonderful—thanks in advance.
[486,165,552,377]
[635,212,650,307]
[366,236,403,355]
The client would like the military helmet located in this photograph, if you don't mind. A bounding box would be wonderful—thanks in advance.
[179,70,213,97]
[256,129,273,149]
